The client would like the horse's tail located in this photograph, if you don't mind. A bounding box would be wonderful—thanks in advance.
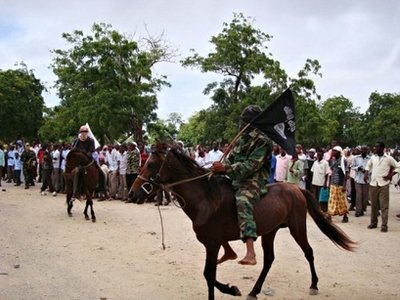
[301,188,356,251]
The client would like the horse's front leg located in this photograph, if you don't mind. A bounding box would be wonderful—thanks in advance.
[247,229,278,300]
[203,243,241,300]
[87,195,96,222]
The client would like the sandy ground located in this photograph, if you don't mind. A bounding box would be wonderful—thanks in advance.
[1,181,400,300]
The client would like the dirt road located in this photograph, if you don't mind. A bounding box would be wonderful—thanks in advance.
[1,182,400,300]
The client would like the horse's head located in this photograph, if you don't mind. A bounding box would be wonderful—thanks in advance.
[128,142,171,203]
[129,141,203,201]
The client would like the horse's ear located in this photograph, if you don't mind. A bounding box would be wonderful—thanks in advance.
[170,143,179,152]
[155,140,168,153]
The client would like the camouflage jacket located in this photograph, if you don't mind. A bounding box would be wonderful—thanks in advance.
[20,150,36,167]
[225,128,271,193]
[42,150,53,170]
[126,149,141,174]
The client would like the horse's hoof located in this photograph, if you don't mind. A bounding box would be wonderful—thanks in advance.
[92,218,96,223]
[85,216,90,220]
[232,286,241,296]
[309,288,319,295]
[246,295,257,300]
[68,213,72,217]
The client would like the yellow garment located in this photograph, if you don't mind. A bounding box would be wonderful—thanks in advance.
[328,185,348,216]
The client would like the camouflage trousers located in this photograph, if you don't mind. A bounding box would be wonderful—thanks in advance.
[235,184,260,241]
[23,165,33,187]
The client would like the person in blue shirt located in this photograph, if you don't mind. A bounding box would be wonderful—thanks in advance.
[6,145,15,183]
[0,145,5,186]
[13,152,22,186]
[268,144,279,184]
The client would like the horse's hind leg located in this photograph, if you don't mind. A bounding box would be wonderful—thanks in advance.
[83,200,90,220]
[67,192,73,217]
[247,229,278,299]
[289,224,319,295]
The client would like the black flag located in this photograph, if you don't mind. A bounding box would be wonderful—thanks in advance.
[250,89,296,155]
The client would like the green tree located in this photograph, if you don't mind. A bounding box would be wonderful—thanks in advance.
[0,65,45,141]
[182,13,285,107]
[363,92,400,147]
[45,23,173,143]
[177,111,207,147]
[180,13,322,147]
[319,96,361,146]
[147,113,183,143]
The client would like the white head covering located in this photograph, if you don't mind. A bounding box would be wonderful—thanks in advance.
[333,146,343,152]
[79,125,89,132]
[333,146,346,172]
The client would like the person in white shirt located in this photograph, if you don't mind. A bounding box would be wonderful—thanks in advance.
[275,148,291,182]
[195,148,207,167]
[351,145,370,217]
[364,141,400,232]
[311,150,330,212]
[51,144,61,195]
[106,144,120,199]
[117,145,128,200]
[205,142,224,168]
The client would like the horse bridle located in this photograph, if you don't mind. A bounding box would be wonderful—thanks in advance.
[135,150,212,196]
[66,154,95,174]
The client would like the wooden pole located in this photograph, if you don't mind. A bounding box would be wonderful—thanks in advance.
[219,123,251,162]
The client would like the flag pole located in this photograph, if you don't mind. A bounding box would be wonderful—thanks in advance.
[219,123,251,162]
[208,123,251,179]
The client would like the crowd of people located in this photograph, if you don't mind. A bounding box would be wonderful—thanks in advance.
[0,138,147,202]
[1,134,400,232]
[263,140,400,233]
[2,100,400,272]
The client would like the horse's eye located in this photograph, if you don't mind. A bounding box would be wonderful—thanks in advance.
[147,162,159,174]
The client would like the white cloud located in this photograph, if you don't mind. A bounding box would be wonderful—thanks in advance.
[0,0,399,120]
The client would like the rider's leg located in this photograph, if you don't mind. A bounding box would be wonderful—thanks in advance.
[217,241,238,264]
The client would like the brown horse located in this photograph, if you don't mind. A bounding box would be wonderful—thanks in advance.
[129,143,356,300]
[64,148,99,222]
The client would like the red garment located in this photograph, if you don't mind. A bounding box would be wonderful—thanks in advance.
[140,150,148,171]
[37,149,45,164]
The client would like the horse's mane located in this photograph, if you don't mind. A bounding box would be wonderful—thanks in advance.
[168,148,224,206]
[169,148,206,176]
[66,148,92,162]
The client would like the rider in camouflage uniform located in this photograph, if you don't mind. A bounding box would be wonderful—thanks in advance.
[212,105,271,265]
[20,143,37,189]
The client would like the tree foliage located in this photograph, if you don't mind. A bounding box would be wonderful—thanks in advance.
[42,23,173,143]
[0,65,45,142]
[318,96,361,147]
[180,13,323,147]
[178,111,207,146]
[362,92,400,147]
[146,113,183,143]
[2,17,395,149]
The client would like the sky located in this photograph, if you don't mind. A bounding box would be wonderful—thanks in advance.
[0,0,399,121]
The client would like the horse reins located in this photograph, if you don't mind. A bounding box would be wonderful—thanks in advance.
[136,151,212,207]
[134,150,214,251]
